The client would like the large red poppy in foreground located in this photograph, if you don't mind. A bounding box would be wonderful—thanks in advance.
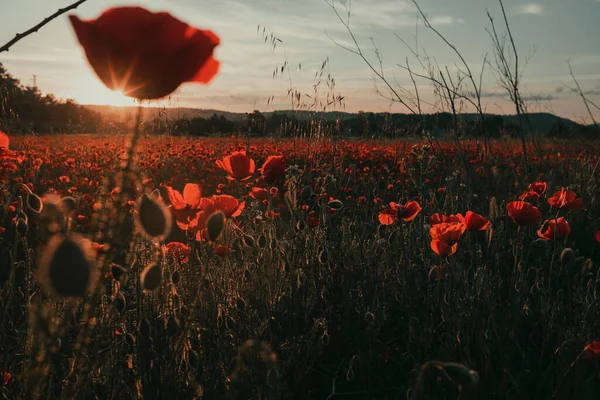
[69,7,220,99]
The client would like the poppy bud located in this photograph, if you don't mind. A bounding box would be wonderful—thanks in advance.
[438,362,479,390]
[226,315,236,330]
[242,234,255,247]
[140,262,162,291]
[126,333,135,347]
[257,234,267,248]
[188,349,200,369]
[36,234,97,298]
[560,248,575,265]
[27,193,43,214]
[364,312,374,323]
[111,264,127,281]
[206,211,225,242]
[167,315,180,335]
[328,199,343,210]
[139,317,151,337]
[318,249,329,264]
[61,196,77,211]
[300,186,313,201]
[428,266,439,283]
[171,270,181,284]
[16,218,28,236]
[136,194,171,240]
[113,292,126,313]
[236,298,246,312]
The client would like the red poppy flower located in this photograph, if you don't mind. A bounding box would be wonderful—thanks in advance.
[519,190,540,202]
[249,187,268,201]
[260,155,285,183]
[506,201,541,226]
[429,213,465,226]
[537,217,570,240]
[213,244,231,257]
[165,184,202,231]
[431,239,458,257]
[194,195,244,240]
[216,151,255,181]
[595,232,600,244]
[0,131,9,150]
[69,7,220,99]
[164,242,190,263]
[2,371,10,386]
[465,211,490,231]
[528,181,547,195]
[547,188,583,211]
[583,341,600,360]
[378,201,421,225]
[307,216,320,228]
[430,222,466,257]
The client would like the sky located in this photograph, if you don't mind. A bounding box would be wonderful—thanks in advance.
[0,0,599,122]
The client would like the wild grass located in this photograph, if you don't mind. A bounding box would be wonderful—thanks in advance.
[0,134,599,399]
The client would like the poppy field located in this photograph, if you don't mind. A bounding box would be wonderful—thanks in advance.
[1,2,600,399]
[1,131,600,399]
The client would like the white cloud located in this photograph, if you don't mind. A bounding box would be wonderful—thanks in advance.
[517,4,544,15]
[429,16,465,25]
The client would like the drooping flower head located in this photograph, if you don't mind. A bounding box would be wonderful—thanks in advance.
[69,7,220,99]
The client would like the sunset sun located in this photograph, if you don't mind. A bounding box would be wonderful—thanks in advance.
[73,74,138,107]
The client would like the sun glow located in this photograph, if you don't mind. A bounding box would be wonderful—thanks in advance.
[71,75,138,107]
[70,73,174,108]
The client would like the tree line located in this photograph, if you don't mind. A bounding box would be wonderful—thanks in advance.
[0,62,592,138]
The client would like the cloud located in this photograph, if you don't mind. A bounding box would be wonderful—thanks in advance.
[429,16,465,26]
[516,4,544,15]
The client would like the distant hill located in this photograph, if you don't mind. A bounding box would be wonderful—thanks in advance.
[84,105,587,135]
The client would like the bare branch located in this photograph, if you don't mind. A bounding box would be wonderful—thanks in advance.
[324,0,417,114]
[567,60,598,127]
[0,0,90,53]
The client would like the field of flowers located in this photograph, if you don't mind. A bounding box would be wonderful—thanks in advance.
[1,132,600,399]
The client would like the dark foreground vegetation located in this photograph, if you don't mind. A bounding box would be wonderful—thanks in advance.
[1,134,600,399]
